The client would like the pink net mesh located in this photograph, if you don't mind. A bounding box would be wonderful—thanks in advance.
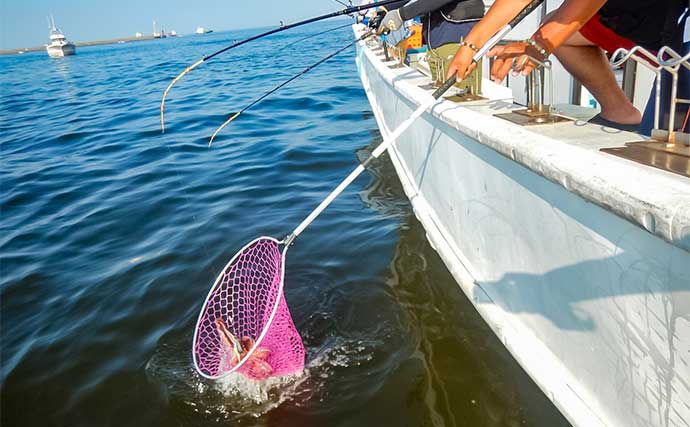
[193,238,305,380]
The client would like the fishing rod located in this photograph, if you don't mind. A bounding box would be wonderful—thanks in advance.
[209,31,373,147]
[160,0,403,133]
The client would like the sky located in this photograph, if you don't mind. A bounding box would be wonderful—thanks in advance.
[0,0,348,50]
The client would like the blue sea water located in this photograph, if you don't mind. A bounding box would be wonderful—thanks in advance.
[0,22,569,426]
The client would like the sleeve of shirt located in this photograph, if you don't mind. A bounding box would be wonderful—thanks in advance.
[383,0,408,12]
[399,0,458,21]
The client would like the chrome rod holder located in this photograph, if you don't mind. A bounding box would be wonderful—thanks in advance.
[602,46,690,178]
[495,56,570,126]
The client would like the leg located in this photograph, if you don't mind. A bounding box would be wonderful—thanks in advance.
[554,32,641,125]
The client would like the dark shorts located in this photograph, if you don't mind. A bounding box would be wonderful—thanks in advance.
[584,1,688,51]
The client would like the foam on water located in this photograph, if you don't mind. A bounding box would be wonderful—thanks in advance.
[146,323,386,423]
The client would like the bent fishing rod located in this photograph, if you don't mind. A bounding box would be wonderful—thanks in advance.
[209,31,373,147]
[282,0,545,247]
[160,0,403,133]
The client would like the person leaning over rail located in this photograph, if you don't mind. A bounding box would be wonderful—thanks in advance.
[376,0,486,94]
[445,0,689,132]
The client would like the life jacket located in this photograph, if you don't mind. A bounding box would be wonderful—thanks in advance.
[439,0,485,24]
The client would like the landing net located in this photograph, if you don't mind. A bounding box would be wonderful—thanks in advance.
[193,237,305,380]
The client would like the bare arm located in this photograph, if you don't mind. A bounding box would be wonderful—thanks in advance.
[447,0,607,82]
[463,0,532,47]
[531,0,606,52]
[446,0,532,80]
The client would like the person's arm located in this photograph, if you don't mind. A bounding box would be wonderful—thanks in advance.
[445,0,532,80]
[489,0,606,82]
[448,0,607,82]
[531,0,605,52]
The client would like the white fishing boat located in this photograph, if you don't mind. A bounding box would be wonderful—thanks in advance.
[352,16,690,427]
[195,26,213,35]
[45,16,75,58]
[153,21,166,38]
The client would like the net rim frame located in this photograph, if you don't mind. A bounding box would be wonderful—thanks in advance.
[191,235,288,380]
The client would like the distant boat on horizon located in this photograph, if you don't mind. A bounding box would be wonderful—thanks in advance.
[153,20,166,38]
[46,15,75,58]
[195,26,213,35]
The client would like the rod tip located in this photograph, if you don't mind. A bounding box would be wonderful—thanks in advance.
[208,112,241,147]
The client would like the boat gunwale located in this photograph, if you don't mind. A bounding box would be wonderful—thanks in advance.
[352,24,690,254]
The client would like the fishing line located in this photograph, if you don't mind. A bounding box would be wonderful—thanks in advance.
[292,22,353,46]
[160,0,403,132]
[333,0,353,9]
[208,32,371,147]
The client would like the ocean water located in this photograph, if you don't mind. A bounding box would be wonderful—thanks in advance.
[0,22,570,426]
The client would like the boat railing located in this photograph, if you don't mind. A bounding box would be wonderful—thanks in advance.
[610,47,663,131]
[655,46,690,142]
[600,45,689,177]
[610,45,690,144]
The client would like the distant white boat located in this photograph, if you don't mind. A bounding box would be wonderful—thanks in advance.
[45,15,75,58]
[153,20,166,38]
[135,32,143,38]
[169,30,177,37]
[195,26,213,35]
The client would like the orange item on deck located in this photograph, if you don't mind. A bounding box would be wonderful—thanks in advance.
[406,25,423,49]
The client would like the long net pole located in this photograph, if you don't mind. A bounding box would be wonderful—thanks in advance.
[284,0,545,246]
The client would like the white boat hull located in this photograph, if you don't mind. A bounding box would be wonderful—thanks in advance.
[46,43,76,58]
[354,26,690,427]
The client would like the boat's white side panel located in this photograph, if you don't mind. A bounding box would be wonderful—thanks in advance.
[46,44,76,57]
[355,34,690,427]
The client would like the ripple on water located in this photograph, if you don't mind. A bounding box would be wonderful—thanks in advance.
[0,23,569,427]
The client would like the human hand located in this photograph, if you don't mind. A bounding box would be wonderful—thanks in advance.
[446,44,478,81]
[486,42,543,84]
[368,10,384,30]
[376,9,403,35]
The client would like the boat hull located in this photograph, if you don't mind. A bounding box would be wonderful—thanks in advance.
[354,29,690,427]
[46,44,76,58]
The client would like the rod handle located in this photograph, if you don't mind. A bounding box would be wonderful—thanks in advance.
[430,0,545,101]
[432,76,457,99]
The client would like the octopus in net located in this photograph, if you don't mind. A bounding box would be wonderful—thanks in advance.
[215,318,273,379]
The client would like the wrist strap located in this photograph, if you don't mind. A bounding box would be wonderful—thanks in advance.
[525,38,549,60]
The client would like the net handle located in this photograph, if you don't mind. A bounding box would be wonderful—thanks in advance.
[285,0,544,244]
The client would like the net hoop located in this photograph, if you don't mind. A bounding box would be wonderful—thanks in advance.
[191,235,288,379]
